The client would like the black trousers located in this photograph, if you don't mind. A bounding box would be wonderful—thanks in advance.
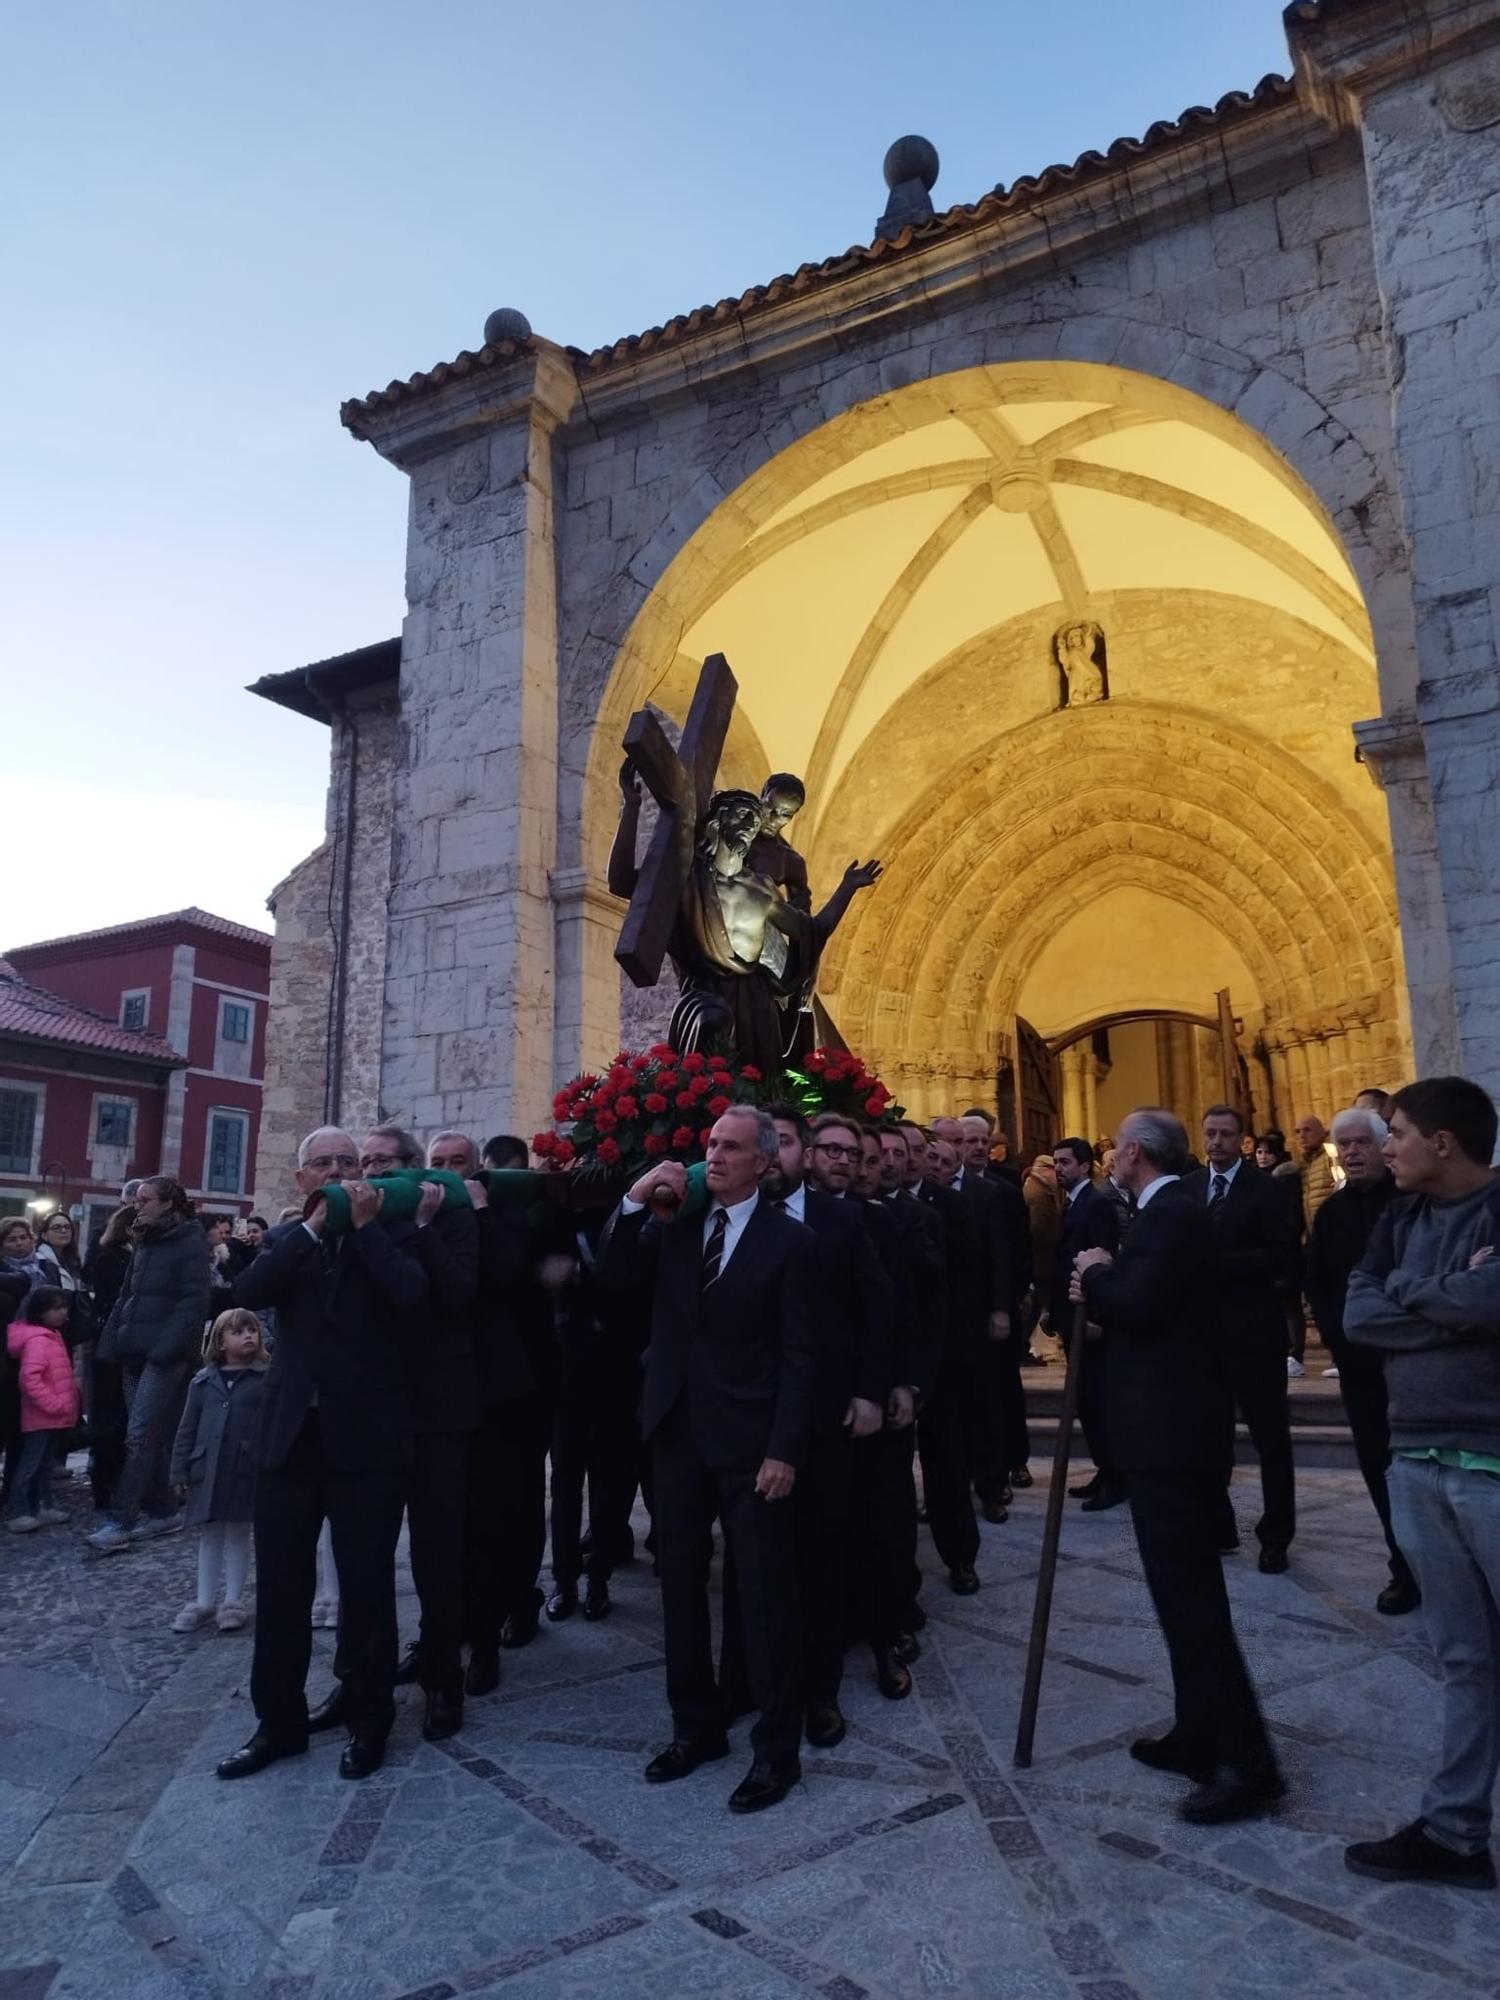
[1219,1335,1296,1551]
[251,1412,406,1739]
[654,1403,802,1770]
[463,1391,550,1653]
[919,1366,980,1573]
[408,1430,470,1695]
[550,1358,642,1587]
[851,1420,918,1651]
[1128,1467,1278,1781]
[1325,1329,1414,1587]
[1075,1337,1118,1489]
[975,1331,1030,1483]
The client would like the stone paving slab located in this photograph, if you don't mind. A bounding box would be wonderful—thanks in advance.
[1,1463,1493,2000]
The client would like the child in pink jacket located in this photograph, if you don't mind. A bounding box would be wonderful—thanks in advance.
[6,1286,81,1532]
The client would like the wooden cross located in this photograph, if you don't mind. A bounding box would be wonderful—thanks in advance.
[615,652,739,988]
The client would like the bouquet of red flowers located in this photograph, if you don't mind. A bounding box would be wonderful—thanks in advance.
[535,1044,768,1180]
[787,1047,902,1125]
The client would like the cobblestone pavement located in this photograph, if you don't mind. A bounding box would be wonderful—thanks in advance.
[2,1462,1494,2000]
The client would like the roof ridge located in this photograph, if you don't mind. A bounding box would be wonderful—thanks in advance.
[0,964,185,1063]
[6,906,272,958]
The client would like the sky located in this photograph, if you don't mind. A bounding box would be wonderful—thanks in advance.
[2,0,1291,954]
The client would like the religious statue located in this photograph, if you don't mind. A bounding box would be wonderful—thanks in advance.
[1055,619,1108,707]
[609,655,880,1072]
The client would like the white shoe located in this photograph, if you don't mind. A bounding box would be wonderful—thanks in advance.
[6,1514,40,1534]
[172,1602,214,1633]
[36,1506,70,1526]
[216,1601,248,1633]
[1286,1357,1306,1378]
[1321,1365,1340,1379]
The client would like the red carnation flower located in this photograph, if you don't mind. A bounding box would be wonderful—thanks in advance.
[532,1131,554,1156]
[671,1125,695,1148]
[615,1095,639,1119]
[643,1133,669,1157]
[865,1093,885,1116]
[643,1093,669,1115]
[707,1054,729,1070]
[681,1052,707,1073]
[554,1138,575,1164]
[648,1042,675,1059]
[689,1075,713,1097]
[594,1108,619,1134]
[676,1090,696,1111]
[657,1071,680,1092]
[707,1093,731,1116]
[806,1052,827,1073]
[596,1137,621,1167]
[630,1054,651,1071]
[740,1065,762,1083]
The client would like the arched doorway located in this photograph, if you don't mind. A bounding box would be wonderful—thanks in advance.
[586,360,1407,1137]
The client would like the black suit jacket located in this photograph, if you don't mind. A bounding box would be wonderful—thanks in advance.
[954,1169,1032,1316]
[1050,1181,1121,1331]
[1181,1163,1302,1348]
[858,1196,925,1397]
[471,1200,552,1408]
[882,1189,947,1393]
[407,1203,480,1434]
[799,1188,895,1428]
[919,1181,985,1359]
[1080,1180,1231,1473]
[601,1195,818,1472]
[235,1217,429,1471]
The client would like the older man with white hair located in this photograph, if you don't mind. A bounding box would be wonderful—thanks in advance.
[1304,1105,1418,1616]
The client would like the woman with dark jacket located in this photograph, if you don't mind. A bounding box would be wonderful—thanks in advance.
[83,1207,135,1510]
[86,1179,211,1553]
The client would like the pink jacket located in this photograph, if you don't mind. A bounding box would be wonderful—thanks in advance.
[7,1321,80,1432]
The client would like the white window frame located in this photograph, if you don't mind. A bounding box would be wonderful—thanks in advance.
[219,996,253,1045]
[119,987,151,1032]
[0,1078,43,1178]
[204,1106,250,1197]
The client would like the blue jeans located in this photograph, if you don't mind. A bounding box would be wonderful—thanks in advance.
[1389,1454,1500,1854]
[6,1432,57,1518]
[112,1359,190,1527]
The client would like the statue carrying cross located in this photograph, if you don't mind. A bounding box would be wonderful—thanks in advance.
[608,653,882,1073]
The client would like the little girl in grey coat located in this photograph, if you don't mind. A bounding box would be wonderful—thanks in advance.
[169,1309,268,1632]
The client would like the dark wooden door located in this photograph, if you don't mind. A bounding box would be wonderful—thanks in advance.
[1007,1014,1063,1162]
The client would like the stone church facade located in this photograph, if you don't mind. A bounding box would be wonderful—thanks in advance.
[253,0,1500,1208]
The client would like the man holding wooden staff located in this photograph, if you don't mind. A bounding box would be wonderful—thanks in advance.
[1071,1107,1285,1826]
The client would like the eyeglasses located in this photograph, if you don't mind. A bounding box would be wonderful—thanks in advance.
[811,1142,859,1160]
[306,1153,359,1174]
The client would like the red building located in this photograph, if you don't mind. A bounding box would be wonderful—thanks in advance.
[3,910,272,1239]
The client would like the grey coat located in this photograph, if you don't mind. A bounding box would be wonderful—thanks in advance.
[99,1221,212,1368]
[169,1363,268,1526]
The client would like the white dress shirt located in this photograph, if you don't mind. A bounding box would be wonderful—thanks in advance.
[620,1184,763,1272]
[1205,1157,1242,1203]
[775,1181,807,1224]
[1134,1173,1180,1212]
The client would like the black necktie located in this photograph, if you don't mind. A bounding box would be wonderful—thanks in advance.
[701,1208,729,1293]
[1210,1173,1228,1210]
[772,1198,788,1213]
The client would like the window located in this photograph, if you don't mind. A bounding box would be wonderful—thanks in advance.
[0,1086,38,1174]
[120,990,149,1031]
[221,1001,251,1044]
[94,1100,133,1148]
[206,1111,248,1195]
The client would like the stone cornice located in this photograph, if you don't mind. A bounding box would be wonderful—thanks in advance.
[1353,708,1426,790]
[1287,0,1500,129]
[345,341,582,471]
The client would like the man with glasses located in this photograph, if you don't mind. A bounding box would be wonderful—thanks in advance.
[219,1128,429,1784]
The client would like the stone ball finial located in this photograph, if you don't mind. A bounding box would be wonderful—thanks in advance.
[883,135,939,193]
[483,306,532,346]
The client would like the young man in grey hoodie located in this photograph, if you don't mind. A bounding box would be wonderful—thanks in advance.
[1343,1076,1500,1891]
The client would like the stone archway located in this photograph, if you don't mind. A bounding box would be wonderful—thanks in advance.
[585,359,1408,1130]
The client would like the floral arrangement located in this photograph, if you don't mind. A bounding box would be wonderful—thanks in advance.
[534,1043,901,1178]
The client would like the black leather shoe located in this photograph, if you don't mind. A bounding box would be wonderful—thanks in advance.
[891,1631,921,1665]
[546,1585,578,1621]
[216,1728,307,1780]
[948,1565,980,1596]
[1130,1733,1215,1782]
[874,1651,912,1700]
[644,1734,730,1783]
[1376,1574,1421,1616]
[805,1704,846,1749]
[1069,1476,1101,1500]
[339,1733,386,1780]
[1009,1465,1033,1489]
[1180,1770,1286,1825]
[1345,1817,1497,1889]
[1219,1535,1242,1555]
[1080,1485,1126,1513]
[1258,1546,1290,1575]
[394,1642,422,1686]
[502,1603,541,1648]
[422,1689,463,1742]
[464,1648,501,1697]
[981,1497,1009,1525]
[583,1579,612,1621]
[728,1758,800,1813]
[307,1685,350,1734]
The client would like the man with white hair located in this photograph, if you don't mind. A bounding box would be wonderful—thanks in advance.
[1304,1106,1418,1616]
[1073,1108,1283,1826]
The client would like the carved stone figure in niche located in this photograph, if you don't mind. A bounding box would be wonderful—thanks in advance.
[1055,619,1109,708]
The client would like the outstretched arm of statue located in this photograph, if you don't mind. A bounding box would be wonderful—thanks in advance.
[812,858,883,942]
[607,758,643,899]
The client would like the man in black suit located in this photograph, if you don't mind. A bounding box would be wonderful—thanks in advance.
[941,1114,1034,1498]
[728,1108,893,1748]
[878,1125,949,1636]
[1050,1138,1123,1509]
[602,1106,818,1813]
[219,1127,430,1783]
[1183,1104,1301,1571]
[1073,1107,1283,1825]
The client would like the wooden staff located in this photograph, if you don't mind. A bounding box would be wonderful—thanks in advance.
[1013,1299,1090,1769]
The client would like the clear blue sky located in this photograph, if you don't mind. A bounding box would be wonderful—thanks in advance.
[2,0,1292,948]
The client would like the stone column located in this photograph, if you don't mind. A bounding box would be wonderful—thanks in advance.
[354,347,578,1143]
[1284,1037,1314,1126]
[551,867,624,1080]
[1060,1045,1089,1136]
[1262,1032,1293,1130]
[1294,1,1500,1094]
[1080,1052,1101,1145]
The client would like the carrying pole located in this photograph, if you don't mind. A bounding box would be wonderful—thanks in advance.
[1013,1300,1090,1768]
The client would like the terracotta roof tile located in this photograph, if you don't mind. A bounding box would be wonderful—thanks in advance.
[341,72,1295,429]
[0,970,185,1065]
[7,907,271,961]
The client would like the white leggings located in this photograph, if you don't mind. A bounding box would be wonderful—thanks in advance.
[196,1521,252,1607]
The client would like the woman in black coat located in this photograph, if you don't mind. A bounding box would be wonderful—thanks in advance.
[84,1207,135,1510]
[86,1180,211,1552]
